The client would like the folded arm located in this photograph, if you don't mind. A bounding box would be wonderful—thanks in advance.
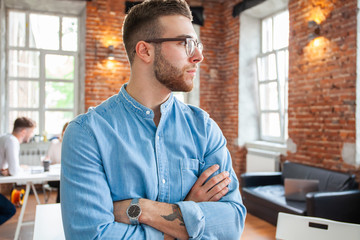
[113,164,231,240]
[177,118,246,239]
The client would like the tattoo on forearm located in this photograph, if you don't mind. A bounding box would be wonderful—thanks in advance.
[161,205,185,226]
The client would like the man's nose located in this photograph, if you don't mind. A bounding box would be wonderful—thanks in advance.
[190,47,204,63]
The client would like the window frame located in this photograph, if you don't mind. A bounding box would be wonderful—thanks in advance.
[256,10,289,143]
[5,9,80,136]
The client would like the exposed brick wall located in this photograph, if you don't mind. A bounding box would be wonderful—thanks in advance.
[85,0,131,110]
[84,0,360,182]
[287,0,360,181]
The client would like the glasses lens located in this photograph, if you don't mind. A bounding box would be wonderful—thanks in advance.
[198,42,203,53]
[186,39,195,57]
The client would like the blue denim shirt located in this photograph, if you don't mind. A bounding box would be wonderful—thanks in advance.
[61,84,246,239]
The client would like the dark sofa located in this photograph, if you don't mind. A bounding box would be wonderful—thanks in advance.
[241,161,360,225]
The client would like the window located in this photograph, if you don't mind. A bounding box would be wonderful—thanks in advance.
[7,10,79,136]
[256,11,289,143]
[238,1,288,154]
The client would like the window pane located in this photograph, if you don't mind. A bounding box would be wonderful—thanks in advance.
[262,17,273,53]
[9,81,39,108]
[29,14,59,50]
[62,17,78,51]
[261,112,281,138]
[9,11,26,47]
[277,50,288,84]
[46,54,74,80]
[9,111,39,135]
[277,50,288,114]
[259,82,279,111]
[257,54,277,81]
[9,50,40,78]
[45,81,74,109]
[45,111,73,136]
[273,11,289,50]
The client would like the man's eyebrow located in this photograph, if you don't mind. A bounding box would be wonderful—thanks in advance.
[176,34,195,39]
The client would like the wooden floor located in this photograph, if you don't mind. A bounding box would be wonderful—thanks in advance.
[0,192,276,240]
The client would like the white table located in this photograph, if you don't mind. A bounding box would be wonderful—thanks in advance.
[33,203,65,240]
[0,165,60,240]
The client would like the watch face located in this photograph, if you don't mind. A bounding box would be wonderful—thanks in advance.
[128,205,141,218]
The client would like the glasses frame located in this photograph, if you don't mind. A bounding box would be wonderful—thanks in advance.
[144,37,203,57]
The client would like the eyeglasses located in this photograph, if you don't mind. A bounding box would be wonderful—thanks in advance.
[144,37,203,57]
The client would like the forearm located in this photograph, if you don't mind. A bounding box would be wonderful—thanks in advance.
[114,199,189,240]
[140,199,189,240]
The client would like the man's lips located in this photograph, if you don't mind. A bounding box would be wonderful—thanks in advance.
[186,68,197,74]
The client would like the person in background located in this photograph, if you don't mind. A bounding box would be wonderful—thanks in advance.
[45,122,69,203]
[0,193,16,225]
[0,117,35,225]
[61,0,246,239]
[46,122,69,165]
[0,117,36,176]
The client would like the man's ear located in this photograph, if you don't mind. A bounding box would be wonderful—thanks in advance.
[135,41,154,63]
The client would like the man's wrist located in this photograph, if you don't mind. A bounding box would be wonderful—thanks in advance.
[126,198,142,225]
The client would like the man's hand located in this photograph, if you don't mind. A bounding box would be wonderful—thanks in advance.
[185,164,231,202]
[0,168,9,176]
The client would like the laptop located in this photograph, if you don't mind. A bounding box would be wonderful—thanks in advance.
[284,178,319,201]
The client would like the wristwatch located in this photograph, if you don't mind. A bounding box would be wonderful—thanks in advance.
[126,198,142,225]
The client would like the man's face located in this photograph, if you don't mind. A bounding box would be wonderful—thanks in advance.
[22,127,35,143]
[153,15,204,92]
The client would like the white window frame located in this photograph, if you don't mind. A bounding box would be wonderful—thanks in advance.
[0,0,86,136]
[7,10,79,136]
[256,48,288,143]
[238,0,289,151]
[256,10,289,143]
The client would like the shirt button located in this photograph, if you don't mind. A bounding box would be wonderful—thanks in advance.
[162,179,166,184]
[146,110,150,115]
[157,135,160,140]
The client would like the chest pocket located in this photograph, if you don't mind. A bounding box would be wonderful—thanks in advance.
[180,158,203,200]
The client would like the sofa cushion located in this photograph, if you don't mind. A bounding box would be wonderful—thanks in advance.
[243,185,307,215]
[282,162,357,191]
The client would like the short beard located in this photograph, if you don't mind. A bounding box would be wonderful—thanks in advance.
[154,46,194,92]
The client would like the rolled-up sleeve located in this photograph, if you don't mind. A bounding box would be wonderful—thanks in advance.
[61,121,163,239]
[176,176,246,240]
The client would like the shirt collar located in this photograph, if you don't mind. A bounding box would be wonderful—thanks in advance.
[118,83,174,118]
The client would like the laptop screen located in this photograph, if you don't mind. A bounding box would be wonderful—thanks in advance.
[284,178,319,201]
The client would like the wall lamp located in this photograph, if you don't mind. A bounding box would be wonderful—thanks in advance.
[108,45,115,60]
[308,20,321,41]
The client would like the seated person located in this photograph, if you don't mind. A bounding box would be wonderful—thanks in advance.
[0,117,36,176]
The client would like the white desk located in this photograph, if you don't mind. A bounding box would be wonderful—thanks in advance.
[33,203,65,240]
[0,165,60,240]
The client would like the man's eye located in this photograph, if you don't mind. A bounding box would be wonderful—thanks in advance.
[179,41,186,46]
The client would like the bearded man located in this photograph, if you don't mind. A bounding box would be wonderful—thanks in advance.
[61,1,246,239]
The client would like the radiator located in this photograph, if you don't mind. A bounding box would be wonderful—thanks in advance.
[20,142,51,166]
[246,148,280,172]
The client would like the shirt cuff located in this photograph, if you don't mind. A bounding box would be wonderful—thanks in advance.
[176,201,205,239]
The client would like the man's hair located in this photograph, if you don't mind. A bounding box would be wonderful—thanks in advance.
[13,117,36,133]
[122,0,193,64]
